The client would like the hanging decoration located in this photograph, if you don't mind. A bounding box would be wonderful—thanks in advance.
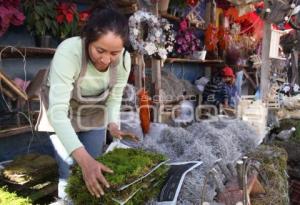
[129,10,175,60]
[186,0,206,28]
[204,24,219,52]
[218,26,230,50]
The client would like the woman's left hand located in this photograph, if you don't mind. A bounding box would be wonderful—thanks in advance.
[108,122,139,142]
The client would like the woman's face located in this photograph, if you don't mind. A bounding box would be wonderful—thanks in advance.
[88,31,124,71]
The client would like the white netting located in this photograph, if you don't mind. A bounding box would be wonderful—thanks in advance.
[160,71,199,101]
[141,118,259,203]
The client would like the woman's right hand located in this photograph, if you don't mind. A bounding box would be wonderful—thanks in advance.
[72,147,113,198]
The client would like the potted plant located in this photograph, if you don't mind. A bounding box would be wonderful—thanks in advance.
[174,18,201,58]
[22,0,58,47]
[0,0,25,37]
[55,2,79,40]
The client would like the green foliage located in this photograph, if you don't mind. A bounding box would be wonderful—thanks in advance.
[22,0,58,37]
[0,187,32,205]
[66,148,169,205]
[169,0,187,9]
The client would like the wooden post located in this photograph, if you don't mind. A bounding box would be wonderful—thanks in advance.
[132,54,142,90]
[260,0,271,102]
[151,3,162,122]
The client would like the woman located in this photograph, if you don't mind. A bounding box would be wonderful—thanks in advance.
[36,6,132,200]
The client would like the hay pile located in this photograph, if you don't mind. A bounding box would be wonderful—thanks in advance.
[66,148,169,205]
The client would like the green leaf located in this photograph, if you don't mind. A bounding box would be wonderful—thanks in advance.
[36,21,45,36]
[34,12,40,21]
[45,17,50,28]
[35,6,44,17]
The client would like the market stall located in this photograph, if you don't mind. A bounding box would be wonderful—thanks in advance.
[1,0,300,204]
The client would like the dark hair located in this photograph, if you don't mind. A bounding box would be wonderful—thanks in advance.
[81,5,129,70]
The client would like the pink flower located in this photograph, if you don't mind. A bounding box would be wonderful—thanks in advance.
[0,0,25,36]
[179,19,189,31]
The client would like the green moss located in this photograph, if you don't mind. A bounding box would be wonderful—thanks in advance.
[66,148,169,205]
[2,154,58,185]
[248,145,289,205]
[0,186,32,205]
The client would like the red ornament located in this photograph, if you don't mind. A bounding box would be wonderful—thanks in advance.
[218,26,230,50]
[186,0,198,7]
[205,24,219,52]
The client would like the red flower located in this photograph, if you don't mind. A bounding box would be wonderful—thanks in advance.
[186,0,198,7]
[79,11,90,22]
[56,2,77,24]
[66,13,73,23]
[56,14,64,24]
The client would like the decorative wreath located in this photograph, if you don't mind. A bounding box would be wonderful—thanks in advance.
[129,10,175,60]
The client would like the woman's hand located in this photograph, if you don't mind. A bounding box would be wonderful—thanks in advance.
[72,147,113,198]
[108,122,139,142]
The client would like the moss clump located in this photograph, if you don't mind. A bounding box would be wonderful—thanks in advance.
[248,145,289,205]
[0,186,32,205]
[66,148,169,205]
[2,153,58,185]
[0,154,58,203]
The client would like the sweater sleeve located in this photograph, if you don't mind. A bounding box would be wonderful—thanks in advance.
[47,47,83,156]
[105,52,131,126]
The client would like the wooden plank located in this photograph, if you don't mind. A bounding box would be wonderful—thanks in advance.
[242,68,257,89]
[0,125,32,138]
[165,57,224,64]
[0,86,16,100]
[260,0,271,102]
[0,70,28,100]
[0,46,55,59]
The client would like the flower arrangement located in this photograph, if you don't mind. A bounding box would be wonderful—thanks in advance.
[129,10,175,60]
[0,0,25,36]
[174,18,201,57]
[56,2,79,39]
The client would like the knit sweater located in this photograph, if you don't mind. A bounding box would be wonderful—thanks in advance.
[46,37,131,155]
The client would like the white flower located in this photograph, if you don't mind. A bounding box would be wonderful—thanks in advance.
[155,30,162,38]
[152,17,158,24]
[164,24,171,30]
[133,28,139,36]
[158,48,168,59]
[144,12,150,19]
[149,35,156,42]
[145,42,157,55]
[166,45,173,52]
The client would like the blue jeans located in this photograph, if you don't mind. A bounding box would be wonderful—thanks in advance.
[51,128,106,200]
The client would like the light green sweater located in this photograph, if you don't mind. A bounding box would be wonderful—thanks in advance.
[47,37,131,155]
